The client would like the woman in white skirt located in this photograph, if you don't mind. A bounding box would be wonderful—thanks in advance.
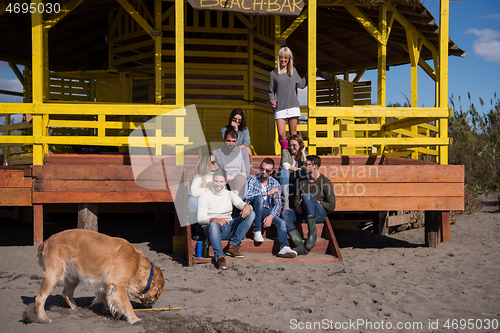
[269,47,308,150]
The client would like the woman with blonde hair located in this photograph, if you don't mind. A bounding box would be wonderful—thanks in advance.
[278,134,307,210]
[269,47,308,150]
[188,152,218,239]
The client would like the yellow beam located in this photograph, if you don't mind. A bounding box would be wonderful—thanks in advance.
[382,117,439,132]
[309,106,451,118]
[308,0,317,155]
[387,3,437,55]
[117,0,156,38]
[377,4,387,106]
[345,5,384,45]
[438,0,449,165]
[155,0,162,104]
[274,16,281,155]
[0,103,186,116]
[44,0,84,29]
[31,1,44,165]
[309,137,449,147]
[279,8,308,40]
[406,31,422,107]
[175,0,184,107]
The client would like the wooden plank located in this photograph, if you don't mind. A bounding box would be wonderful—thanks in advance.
[323,217,343,260]
[0,188,32,206]
[387,213,412,227]
[33,180,170,191]
[0,178,32,187]
[0,170,26,179]
[321,165,464,183]
[44,154,200,165]
[32,191,173,204]
[333,183,463,197]
[336,196,463,211]
[192,257,341,264]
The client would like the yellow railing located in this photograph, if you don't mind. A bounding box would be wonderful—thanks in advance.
[290,106,449,161]
[0,102,191,165]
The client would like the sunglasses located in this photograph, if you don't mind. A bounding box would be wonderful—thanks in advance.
[260,167,273,174]
[290,143,299,148]
[279,57,289,61]
[232,118,242,124]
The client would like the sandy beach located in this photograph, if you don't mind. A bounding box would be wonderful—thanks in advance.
[1,211,499,333]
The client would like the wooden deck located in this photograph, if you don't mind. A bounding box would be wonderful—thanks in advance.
[0,154,464,264]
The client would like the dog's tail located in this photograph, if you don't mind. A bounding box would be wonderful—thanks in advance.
[36,240,46,268]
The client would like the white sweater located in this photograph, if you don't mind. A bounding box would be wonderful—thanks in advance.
[190,173,213,197]
[197,188,248,225]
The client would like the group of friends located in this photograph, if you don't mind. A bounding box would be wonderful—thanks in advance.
[188,47,335,270]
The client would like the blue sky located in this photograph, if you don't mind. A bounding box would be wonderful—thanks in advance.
[1,0,499,114]
[365,0,500,111]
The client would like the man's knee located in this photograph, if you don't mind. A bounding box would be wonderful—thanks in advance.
[252,195,264,205]
[207,221,220,234]
[301,193,314,202]
[246,210,255,223]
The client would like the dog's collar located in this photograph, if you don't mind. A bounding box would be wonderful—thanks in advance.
[140,262,155,294]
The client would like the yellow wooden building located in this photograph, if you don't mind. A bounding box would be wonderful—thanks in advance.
[0,0,464,165]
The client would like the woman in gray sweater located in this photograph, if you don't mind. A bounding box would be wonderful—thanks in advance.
[269,47,308,150]
[278,134,307,209]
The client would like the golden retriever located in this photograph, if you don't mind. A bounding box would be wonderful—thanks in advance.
[35,229,164,324]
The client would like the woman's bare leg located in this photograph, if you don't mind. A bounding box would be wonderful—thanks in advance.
[276,118,287,142]
[288,117,298,136]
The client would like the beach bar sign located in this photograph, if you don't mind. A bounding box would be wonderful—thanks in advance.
[188,0,304,16]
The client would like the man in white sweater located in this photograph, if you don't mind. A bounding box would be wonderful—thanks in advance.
[198,168,255,270]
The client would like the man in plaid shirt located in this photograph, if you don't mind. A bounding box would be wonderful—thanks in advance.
[245,158,297,258]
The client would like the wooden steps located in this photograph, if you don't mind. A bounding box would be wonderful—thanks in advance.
[187,218,343,265]
[192,252,341,264]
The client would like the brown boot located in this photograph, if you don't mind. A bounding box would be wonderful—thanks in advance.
[217,255,227,270]
[225,244,244,258]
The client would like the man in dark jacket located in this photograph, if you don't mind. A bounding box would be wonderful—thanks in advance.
[281,155,336,254]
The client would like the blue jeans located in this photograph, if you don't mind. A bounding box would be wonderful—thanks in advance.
[248,195,288,249]
[281,193,327,231]
[188,196,198,213]
[277,169,297,195]
[203,210,255,258]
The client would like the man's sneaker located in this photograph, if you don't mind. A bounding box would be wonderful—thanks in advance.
[226,244,244,258]
[253,231,264,242]
[217,255,227,270]
[277,246,297,258]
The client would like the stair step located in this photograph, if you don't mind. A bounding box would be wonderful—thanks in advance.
[194,237,331,257]
[192,252,341,264]
[245,222,325,239]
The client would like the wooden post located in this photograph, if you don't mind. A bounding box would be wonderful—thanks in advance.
[33,204,43,246]
[425,211,450,247]
[78,203,98,231]
[373,211,389,236]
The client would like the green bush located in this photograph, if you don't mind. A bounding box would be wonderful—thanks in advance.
[449,94,500,195]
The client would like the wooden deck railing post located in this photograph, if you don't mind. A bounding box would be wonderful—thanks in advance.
[425,211,450,247]
[33,204,43,246]
[77,203,98,231]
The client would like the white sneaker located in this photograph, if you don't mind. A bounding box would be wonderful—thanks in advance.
[253,231,264,242]
[277,246,297,258]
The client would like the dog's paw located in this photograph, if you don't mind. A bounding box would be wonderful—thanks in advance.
[127,316,142,325]
[38,316,52,324]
